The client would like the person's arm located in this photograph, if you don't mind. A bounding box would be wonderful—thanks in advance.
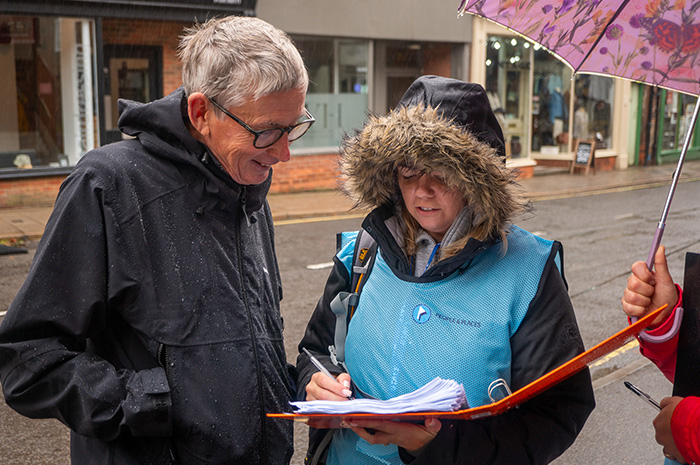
[671,396,700,464]
[0,165,171,441]
[296,254,358,463]
[621,245,683,381]
[635,286,682,382]
[297,254,354,401]
[399,246,594,464]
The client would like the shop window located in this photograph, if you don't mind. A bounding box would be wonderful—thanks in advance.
[532,47,572,154]
[532,50,615,154]
[485,35,531,158]
[292,36,369,149]
[0,15,97,171]
[574,75,614,150]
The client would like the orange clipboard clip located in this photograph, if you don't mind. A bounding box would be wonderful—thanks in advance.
[269,305,667,429]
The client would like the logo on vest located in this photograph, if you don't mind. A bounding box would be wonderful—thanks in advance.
[412,305,431,324]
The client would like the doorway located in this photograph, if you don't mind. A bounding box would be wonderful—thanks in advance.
[103,44,161,144]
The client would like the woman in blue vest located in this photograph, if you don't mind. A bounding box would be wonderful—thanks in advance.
[297,75,595,465]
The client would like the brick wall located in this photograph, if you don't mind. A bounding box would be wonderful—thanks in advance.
[0,152,342,207]
[103,18,187,94]
[271,152,341,193]
[0,176,64,208]
[0,153,540,207]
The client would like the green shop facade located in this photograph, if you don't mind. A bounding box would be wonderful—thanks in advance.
[634,85,700,167]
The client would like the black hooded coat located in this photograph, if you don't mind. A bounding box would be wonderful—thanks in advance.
[296,76,594,464]
[0,88,294,464]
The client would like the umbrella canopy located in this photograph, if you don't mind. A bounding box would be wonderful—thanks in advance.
[458,0,700,270]
[459,0,700,96]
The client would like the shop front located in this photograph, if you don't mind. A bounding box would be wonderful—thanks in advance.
[654,88,699,166]
[266,33,465,193]
[0,0,254,207]
[471,18,633,173]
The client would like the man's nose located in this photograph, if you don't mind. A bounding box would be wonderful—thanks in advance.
[268,133,292,163]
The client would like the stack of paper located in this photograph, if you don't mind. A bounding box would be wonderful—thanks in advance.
[290,377,467,414]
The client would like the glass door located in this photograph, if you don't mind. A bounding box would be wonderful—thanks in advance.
[103,44,161,144]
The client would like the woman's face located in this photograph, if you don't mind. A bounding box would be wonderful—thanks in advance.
[398,167,466,242]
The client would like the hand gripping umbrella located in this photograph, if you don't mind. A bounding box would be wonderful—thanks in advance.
[458,0,700,269]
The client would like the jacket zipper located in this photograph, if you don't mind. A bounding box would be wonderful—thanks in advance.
[157,343,171,378]
[156,343,176,464]
[236,187,269,464]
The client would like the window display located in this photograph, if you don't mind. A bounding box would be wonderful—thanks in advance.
[485,35,530,158]
[532,47,571,153]
[0,15,97,170]
[576,75,614,149]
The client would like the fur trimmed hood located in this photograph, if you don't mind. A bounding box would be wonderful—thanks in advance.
[341,76,527,242]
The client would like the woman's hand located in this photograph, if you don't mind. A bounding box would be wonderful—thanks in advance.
[342,417,442,454]
[654,396,686,464]
[621,246,678,328]
[305,371,353,401]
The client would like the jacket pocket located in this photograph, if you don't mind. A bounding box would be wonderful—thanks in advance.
[157,339,292,464]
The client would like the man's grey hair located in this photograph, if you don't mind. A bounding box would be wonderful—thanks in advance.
[178,16,308,109]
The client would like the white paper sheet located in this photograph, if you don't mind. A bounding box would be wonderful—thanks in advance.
[290,377,467,414]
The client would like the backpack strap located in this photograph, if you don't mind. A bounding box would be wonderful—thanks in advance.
[349,229,378,316]
[328,229,378,367]
[307,429,335,465]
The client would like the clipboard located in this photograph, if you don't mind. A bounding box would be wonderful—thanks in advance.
[268,305,666,428]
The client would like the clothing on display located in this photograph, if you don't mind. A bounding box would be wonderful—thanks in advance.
[574,106,589,140]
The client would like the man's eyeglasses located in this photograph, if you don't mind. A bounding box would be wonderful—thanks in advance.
[208,97,315,149]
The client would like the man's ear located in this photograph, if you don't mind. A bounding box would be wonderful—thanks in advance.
[187,92,212,137]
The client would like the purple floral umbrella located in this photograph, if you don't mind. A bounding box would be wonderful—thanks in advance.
[458,0,700,269]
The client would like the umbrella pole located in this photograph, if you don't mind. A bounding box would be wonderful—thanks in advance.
[646,97,700,270]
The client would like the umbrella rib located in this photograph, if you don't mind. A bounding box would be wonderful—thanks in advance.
[575,0,633,72]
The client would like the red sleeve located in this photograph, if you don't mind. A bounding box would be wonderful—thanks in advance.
[636,285,683,382]
[671,396,700,464]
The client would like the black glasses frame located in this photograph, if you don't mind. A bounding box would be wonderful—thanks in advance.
[208,97,315,149]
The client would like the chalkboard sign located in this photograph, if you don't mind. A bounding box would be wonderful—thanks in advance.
[570,140,595,175]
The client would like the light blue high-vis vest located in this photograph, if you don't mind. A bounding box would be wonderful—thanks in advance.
[327,225,561,465]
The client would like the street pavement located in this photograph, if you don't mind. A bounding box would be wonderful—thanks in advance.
[1,159,700,241]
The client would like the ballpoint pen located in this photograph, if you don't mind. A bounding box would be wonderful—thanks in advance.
[624,381,661,410]
[302,347,354,400]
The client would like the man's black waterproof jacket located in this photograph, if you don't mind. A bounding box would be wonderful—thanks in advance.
[0,88,294,464]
